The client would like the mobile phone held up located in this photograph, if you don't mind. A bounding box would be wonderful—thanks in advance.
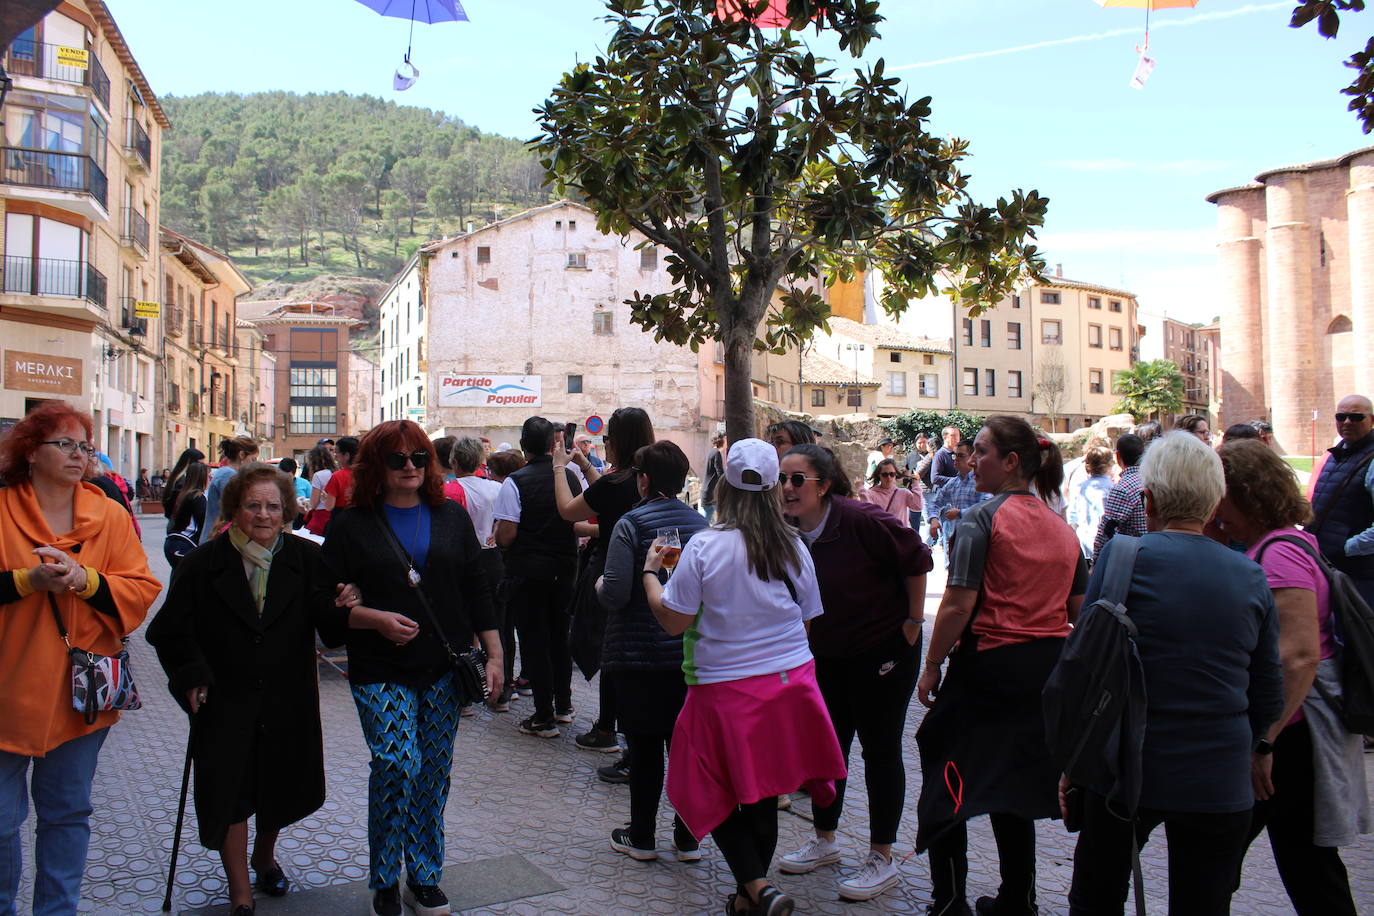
[563,422,577,451]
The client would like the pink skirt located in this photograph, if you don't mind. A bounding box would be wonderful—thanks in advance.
[666,660,847,840]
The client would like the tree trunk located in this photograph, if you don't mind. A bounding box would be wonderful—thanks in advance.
[722,323,755,447]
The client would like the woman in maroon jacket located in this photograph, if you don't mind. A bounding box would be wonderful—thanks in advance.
[777,444,933,903]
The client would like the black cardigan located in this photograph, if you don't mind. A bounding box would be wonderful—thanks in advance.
[321,501,496,687]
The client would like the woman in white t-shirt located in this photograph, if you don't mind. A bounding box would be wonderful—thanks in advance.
[640,438,846,916]
[303,445,335,535]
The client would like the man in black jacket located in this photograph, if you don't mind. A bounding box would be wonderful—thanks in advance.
[494,417,583,737]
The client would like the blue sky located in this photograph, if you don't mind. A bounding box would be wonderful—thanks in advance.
[110,0,1370,323]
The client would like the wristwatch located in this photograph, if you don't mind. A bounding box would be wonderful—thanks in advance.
[1255,738,1275,756]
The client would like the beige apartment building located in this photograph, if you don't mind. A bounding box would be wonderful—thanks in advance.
[800,351,880,416]
[1209,145,1373,453]
[2,1,168,472]
[814,316,953,417]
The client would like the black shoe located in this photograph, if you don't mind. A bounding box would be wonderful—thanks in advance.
[927,904,972,916]
[253,862,289,897]
[514,676,533,697]
[672,816,701,862]
[974,896,1038,916]
[370,885,401,916]
[403,881,451,915]
[597,756,631,784]
[610,825,658,861]
[230,906,255,916]
[754,886,795,916]
[575,726,620,752]
[517,715,560,738]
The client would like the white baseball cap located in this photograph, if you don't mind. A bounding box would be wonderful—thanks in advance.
[724,437,780,492]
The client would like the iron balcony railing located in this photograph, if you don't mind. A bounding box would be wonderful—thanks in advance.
[124,118,151,170]
[118,297,147,336]
[1,146,108,208]
[0,255,107,309]
[121,207,150,252]
[4,39,111,109]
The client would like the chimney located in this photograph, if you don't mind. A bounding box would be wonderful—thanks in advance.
[1055,263,1063,278]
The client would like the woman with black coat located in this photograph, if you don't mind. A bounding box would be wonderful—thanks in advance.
[322,420,502,916]
[595,441,708,862]
[148,463,346,915]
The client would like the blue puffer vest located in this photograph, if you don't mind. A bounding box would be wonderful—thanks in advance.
[1311,432,1374,580]
[600,498,708,673]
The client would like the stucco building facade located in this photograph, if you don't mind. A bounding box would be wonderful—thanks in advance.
[1208,145,1374,453]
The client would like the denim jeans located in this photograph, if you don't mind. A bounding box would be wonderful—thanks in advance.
[0,727,109,916]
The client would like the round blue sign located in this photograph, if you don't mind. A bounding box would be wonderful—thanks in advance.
[585,415,604,435]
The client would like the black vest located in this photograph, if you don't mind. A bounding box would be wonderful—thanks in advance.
[601,498,709,673]
[1311,432,1374,580]
[504,455,579,579]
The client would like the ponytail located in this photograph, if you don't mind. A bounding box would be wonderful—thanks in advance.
[1033,436,1064,504]
[982,415,1063,504]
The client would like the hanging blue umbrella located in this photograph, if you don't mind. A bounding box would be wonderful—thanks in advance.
[351,0,469,90]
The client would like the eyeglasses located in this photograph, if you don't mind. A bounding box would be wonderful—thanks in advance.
[779,472,822,488]
[879,471,898,478]
[42,439,96,456]
[384,450,431,470]
[242,501,283,515]
[1335,413,1368,423]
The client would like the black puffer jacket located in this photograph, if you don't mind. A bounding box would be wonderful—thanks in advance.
[598,498,708,672]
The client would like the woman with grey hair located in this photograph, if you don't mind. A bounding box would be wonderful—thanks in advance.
[1066,432,1284,916]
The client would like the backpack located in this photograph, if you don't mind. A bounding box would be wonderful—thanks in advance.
[916,453,934,491]
[1042,535,1147,817]
[1256,534,1374,733]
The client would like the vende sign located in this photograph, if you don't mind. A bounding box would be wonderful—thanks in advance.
[438,374,541,408]
[4,350,82,397]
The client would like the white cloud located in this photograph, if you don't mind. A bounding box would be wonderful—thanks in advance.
[1039,227,1217,256]
[1048,158,1235,176]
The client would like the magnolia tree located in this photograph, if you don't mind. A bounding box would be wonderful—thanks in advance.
[533,0,1048,442]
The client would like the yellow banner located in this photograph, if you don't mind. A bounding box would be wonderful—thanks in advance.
[56,47,89,69]
[134,300,161,318]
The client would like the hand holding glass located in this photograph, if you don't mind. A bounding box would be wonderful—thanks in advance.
[654,528,681,571]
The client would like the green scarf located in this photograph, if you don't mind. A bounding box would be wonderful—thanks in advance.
[228,525,282,616]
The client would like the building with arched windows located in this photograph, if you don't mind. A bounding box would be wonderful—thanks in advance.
[1208,146,1374,453]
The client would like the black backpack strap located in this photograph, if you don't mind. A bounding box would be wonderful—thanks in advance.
[1099,535,1143,611]
[1310,449,1374,534]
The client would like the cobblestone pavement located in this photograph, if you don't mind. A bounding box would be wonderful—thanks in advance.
[14,515,1373,915]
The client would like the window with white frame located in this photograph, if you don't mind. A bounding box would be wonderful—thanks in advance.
[1109,327,1123,350]
[920,373,939,398]
[1007,370,1022,398]
[1089,368,1104,393]
[1007,322,1022,350]
[887,371,907,397]
[961,317,973,346]
[1042,319,1061,345]
[567,252,587,269]
[962,367,978,396]
[1088,324,1102,348]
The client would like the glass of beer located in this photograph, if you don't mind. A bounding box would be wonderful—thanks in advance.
[656,527,682,573]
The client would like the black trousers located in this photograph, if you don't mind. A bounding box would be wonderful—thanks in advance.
[1068,792,1251,916]
[1243,719,1358,916]
[478,550,513,688]
[711,797,779,890]
[812,633,921,845]
[508,573,574,720]
[595,672,618,733]
[623,732,692,845]
[929,813,1037,913]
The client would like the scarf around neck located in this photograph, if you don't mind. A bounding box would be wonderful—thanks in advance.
[228,525,282,616]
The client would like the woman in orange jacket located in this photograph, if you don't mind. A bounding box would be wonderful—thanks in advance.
[0,401,161,916]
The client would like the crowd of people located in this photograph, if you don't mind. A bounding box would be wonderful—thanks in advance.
[0,395,1370,916]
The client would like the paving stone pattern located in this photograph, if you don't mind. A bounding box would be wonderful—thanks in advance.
[14,516,1374,915]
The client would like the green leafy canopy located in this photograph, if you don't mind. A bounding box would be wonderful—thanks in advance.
[1112,359,1186,422]
[531,0,1048,440]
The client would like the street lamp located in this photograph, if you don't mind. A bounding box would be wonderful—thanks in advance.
[844,343,866,413]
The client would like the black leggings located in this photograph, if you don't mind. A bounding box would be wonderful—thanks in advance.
[595,673,618,733]
[928,814,1037,913]
[1242,719,1358,915]
[624,732,689,845]
[813,635,921,844]
[711,798,779,890]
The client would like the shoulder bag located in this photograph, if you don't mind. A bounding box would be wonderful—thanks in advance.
[48,592,142,724]
[373,510,490,704]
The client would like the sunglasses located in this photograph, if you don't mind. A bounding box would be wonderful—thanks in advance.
[42,439,96,456]
[779,472,822,488]
[384,449,431,470]
[1335,413,1368,423]
[879,471,898,478]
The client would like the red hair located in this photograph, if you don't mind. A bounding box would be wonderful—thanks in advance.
[349,420,445,510]
[0,401,94,486]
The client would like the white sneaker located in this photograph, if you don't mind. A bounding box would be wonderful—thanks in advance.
[838,850,899,901]
[778,836,841,874]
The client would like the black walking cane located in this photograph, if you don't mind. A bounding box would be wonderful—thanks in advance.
[162,709,197,912]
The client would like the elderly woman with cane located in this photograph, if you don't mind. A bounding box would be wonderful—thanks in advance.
[0,401,161,916]
[149,463,352,915]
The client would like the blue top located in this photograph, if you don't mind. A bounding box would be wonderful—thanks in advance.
[200,465,237,543]
[383,502,432,572]
[292,476,311,502]
[1084,532,1283,813]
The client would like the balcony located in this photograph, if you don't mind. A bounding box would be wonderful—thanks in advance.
[1,147,109,219]
[165,303,185,336]
[190,320,203,347]
[4,40,111,110]
[123,118,151,172]
[120,208,150,254]
[188,392,201,416]
[118,298,147,337]
[2,255,106,310]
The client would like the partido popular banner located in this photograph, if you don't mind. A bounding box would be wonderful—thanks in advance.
[438,374,541,408]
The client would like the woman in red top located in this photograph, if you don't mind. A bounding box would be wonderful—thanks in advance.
[915,416,1087,916]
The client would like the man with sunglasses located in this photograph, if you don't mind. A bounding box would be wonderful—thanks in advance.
[1309,395,1374,607]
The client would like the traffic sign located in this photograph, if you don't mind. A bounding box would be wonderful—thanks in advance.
[585,415,604,435]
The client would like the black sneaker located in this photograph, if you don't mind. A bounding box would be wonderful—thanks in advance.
[754,886,795,916]
[975,896,1037,916]
[517,715,559,738]
[514,676,533,697]
[403,881,451,916]
[554,706,575,724]
[673,816,701,862]
[370,885,401,916]
[597,757,631,784]
[926,904,973,916]
[610,825,658,861]
[575,726,620,752]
